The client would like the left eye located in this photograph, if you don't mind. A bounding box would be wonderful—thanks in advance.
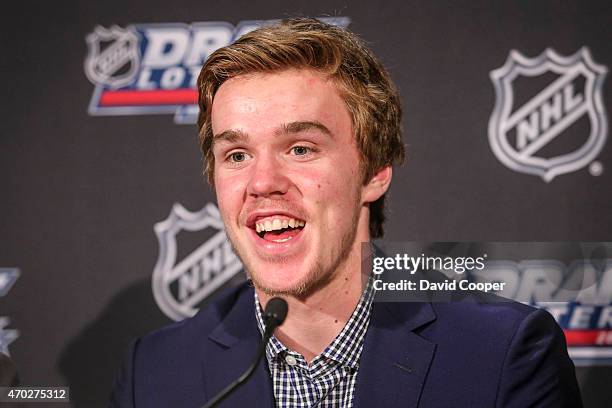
[291,146,310,155]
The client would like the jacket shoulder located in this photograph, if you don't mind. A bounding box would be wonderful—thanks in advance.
[138,282,253,352]
[427,295,544,343]
[108,282,255,407]
[418,297,581,407]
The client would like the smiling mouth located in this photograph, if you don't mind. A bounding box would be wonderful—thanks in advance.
[254,217,306,243]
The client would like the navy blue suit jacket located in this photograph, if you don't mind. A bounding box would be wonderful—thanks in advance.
[109,282,582,407]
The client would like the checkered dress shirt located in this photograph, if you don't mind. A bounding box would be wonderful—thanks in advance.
[254,280,374,408]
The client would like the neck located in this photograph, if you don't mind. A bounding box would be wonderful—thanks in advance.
[256,237,371,364]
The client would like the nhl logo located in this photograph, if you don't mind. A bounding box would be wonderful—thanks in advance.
[152,203,242,321]
[84,25,141,89]
[488,48,608,182]
[0,268,20,355]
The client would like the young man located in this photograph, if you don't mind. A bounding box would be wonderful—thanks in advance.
[110,18,582,407]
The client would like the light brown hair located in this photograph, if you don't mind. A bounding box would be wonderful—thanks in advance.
[197,18,405,238]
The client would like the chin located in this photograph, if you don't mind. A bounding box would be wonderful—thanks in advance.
[228,230,326,296]
[250,269,307,296]
[250,262,332,298]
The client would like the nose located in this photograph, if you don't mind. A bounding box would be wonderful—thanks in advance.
[246,154,291,198]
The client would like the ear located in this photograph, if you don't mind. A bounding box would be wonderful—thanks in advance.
[361,166,393,204]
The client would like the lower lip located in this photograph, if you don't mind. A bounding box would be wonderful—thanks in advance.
[247,226,306,255]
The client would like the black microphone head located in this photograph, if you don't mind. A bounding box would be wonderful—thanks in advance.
[263,297,288,329]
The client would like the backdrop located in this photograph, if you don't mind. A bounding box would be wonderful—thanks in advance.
[1,1,611,407]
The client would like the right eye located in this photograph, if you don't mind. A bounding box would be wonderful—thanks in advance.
[225,150,251,164]
[229,152,248,162]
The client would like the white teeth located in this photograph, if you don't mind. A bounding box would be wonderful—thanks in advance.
[255,217,306,233]
[272,237,292,243]
[272,219,281,230]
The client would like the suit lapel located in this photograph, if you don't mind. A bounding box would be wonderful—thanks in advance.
[197,285,437,408]
[200,286,275,408]
[353,300,437,408]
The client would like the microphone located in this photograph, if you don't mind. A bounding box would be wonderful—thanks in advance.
[262,297,289,330]
[201,297,288,408]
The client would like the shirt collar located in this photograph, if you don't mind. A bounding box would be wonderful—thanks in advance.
[254,277,374,370]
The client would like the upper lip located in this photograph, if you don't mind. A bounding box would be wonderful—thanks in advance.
[245,210,306,229]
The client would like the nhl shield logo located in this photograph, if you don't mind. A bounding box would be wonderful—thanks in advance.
[84,25,141,89]
[0,268,20,355]
[152,203,242,321]
[488,47,608,182]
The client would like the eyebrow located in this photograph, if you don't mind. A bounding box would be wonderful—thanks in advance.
[277,121,333,137]
[212,120,333,146]
[213,129,249,145]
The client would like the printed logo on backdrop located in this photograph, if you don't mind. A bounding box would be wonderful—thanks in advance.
[0,268,20,355]
[152,203,243,321]
[478,260,612,365]
[450,258,612,365]
[85,26,141,88]
[488,47,608,182]
[84,17,350,125]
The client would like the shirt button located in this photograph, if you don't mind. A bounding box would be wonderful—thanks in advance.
[285,355,298,366]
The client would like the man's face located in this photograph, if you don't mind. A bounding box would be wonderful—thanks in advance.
[211,69,369,296]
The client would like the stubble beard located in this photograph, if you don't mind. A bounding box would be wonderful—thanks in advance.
[225,203,362,299]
